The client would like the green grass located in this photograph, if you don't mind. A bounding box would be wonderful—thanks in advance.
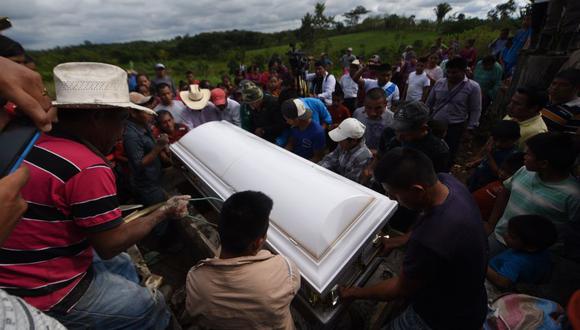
[149,30,443,85]
[154,27,497,83]
[39,26,501,93]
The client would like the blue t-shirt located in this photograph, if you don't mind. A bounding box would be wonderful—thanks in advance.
[290,121,325,159]
[490,249,551,284]
[503,28,531,75]
[300,98,333,125]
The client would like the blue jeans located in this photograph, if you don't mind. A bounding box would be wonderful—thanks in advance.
[48,253,170,330]
[384,305,432,330]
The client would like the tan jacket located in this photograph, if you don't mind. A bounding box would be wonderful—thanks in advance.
[186,250,300,330]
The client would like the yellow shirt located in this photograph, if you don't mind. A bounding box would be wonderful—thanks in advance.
[504,114,548,150]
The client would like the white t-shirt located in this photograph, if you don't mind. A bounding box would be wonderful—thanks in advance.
[406,72,431,101]
[362,79,400,110]
[425,66,444,82]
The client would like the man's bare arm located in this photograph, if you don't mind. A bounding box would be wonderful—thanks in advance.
[339,270,422,302]
[485,188,510,235]
[88,195,189,259]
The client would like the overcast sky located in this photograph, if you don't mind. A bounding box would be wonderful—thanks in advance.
[3,0,522,50]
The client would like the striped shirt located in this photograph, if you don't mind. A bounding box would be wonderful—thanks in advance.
[0,134,123,311]
[541,98,580,135]
[494,167,580,253]
[363,80,400,111]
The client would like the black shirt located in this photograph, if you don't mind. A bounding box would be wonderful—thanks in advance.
[245,95,286,143]
[403,174,488,330]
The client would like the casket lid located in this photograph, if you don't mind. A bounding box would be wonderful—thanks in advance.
[171,121,397,294]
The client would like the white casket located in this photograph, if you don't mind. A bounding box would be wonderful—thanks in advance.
[170,121,398,325]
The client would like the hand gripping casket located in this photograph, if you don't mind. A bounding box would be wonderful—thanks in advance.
[170,121,397,326]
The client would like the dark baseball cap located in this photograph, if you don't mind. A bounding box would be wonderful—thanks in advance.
[281,99,308,119]
[393,101,430,131]
[0,17,12,32]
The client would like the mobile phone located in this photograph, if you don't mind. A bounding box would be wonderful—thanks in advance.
[0,120,41,177]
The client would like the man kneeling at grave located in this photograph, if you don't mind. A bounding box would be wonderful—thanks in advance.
[186,191,300,329]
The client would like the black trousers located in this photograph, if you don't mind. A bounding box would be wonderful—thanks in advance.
[445,122,467,163]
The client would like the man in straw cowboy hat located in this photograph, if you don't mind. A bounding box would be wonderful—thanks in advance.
[0,62,189,329]
[177,83,221,129]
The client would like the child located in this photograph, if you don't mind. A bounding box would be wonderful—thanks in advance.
[487,132,580,259]
[487,215,557,289]
[328,91,351,130]
[467,120,520,191]
[472,152,524,221]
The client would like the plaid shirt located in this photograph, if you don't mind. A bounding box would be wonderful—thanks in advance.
[318,139,372,184]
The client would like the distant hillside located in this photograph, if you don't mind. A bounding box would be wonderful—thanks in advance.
[30,18,514,89]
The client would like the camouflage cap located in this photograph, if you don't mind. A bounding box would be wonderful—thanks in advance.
[239,80,264,104]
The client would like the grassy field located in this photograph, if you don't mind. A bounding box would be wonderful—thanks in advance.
[138,26,499,83]
[40,26,501,94]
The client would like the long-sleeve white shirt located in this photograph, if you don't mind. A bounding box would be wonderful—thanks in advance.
[339,73,359,99]
[305,71,336,106]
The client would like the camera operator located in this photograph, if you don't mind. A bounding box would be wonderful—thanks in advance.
[286,44,310,97]
[305,60,336,107]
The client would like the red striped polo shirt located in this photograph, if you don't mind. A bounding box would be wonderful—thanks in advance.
[0,133,123,311]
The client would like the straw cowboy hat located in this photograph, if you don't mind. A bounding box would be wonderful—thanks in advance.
[52,62,156,115]
[179,84,210,110]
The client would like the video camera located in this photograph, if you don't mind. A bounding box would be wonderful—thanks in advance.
[287,43,310,76]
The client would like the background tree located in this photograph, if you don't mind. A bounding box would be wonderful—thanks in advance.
[343,6,370,27]
[487,0,517,22]
[434,2,453,25]
[313,2,335,30]
[298,12,316,49]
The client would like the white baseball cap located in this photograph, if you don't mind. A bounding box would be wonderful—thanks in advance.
[328,118,366,142]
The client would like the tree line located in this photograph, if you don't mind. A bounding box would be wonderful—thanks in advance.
[28,0,526,81]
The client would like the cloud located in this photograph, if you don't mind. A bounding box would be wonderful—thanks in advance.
[3,0,525,50]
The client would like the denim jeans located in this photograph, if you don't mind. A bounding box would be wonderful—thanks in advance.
[384,305,432,330]
[48,253,170,330]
